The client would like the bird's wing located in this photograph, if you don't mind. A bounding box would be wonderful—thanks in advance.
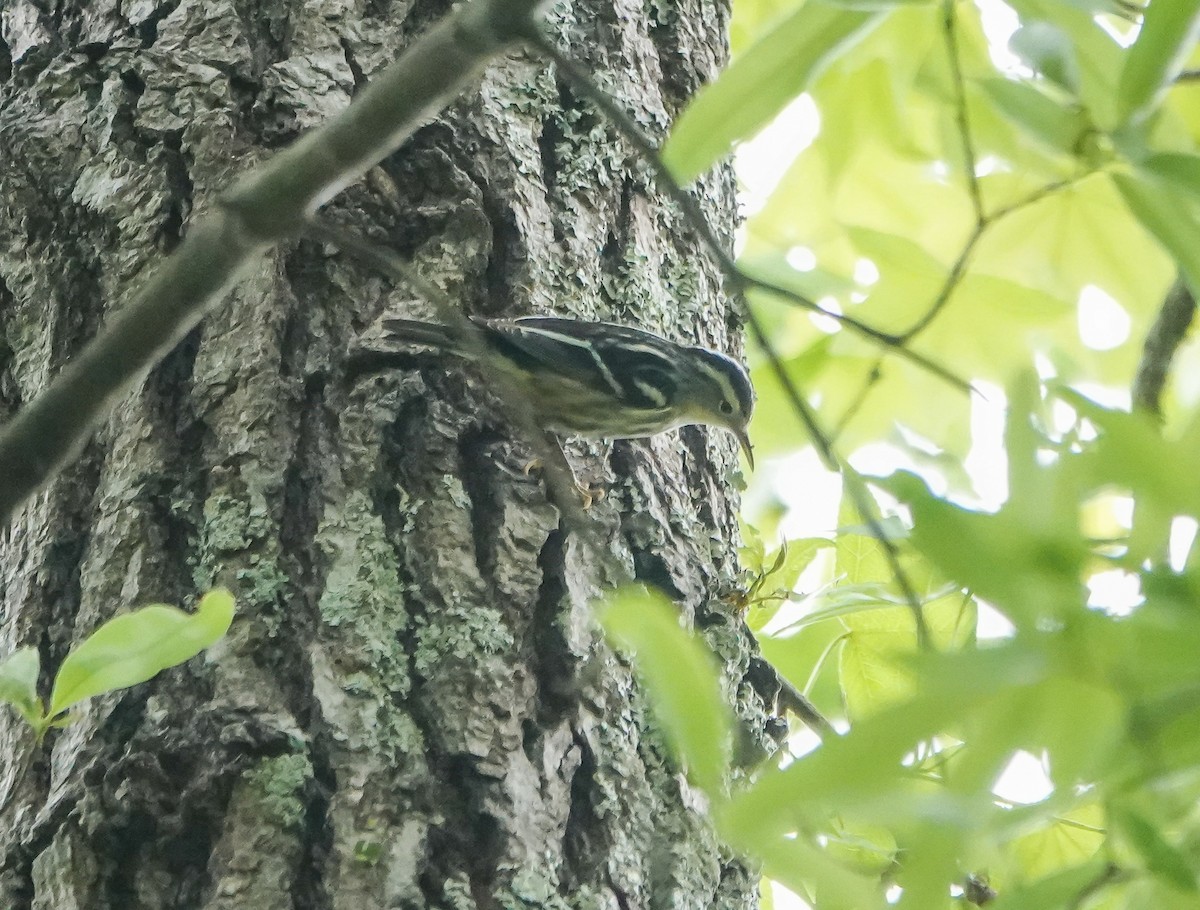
[381,318,460,350]
[485,318,678,410]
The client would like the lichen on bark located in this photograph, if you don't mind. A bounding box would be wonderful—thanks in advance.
[0,0,779,906]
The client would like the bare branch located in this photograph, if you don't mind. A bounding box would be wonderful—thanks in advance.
[0,0,544,526]
[777,674,837,741]
[898,223,984,343]
[943,0,984,223]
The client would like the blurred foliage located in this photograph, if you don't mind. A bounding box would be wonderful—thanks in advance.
[0,590,234,740]
[615,1,1200,907]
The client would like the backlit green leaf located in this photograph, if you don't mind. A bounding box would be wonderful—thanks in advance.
[48,589,235,717]
[1141,152,1200,202]
[1117,0,1200,128]
[1114,807,1198,892]
[664,1,884,183]
[599,585,732,796]
[1008,21,1081,93]
[1010,804,1106,881]
[979,78,1090,155]
[1112,171,1200,295]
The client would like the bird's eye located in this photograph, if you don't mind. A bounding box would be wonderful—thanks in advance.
[719,400,735,416]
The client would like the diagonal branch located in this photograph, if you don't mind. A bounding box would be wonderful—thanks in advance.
[0,0,546,526]
[943,0,984,223]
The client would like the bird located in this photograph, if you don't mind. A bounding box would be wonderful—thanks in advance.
[381,315,755,468]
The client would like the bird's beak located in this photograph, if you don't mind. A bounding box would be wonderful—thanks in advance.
[735,427,755,470]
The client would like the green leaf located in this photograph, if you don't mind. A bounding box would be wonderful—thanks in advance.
[718,689,981,840]
[985,859,1112,910]
[1060,387,1200,559]
[1008,21,1081,94]
[730,0,805,55]
[599,585,732,795]
[0,647,42,725]
[1117,0,1200,128]
[753,835,882,910]
[742,538,833,629]
[1140,152,1200,202]
[663,1,884,183]
[978,78,1090,155]
[48,589,236,717]
[1112,171,1200,300]
[839,591,975,718]
[1114,807,1198,892]
[1010,804,1106,882]
[1006,1,1125,127]
[975,174,1174,345]
[876,469,1088,630]
[768,537,831,596]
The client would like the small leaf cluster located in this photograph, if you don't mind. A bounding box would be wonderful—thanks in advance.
[0,590,235,740]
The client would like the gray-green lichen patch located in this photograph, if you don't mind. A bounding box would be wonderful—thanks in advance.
[316,489,410,635]
[244,751,314,831]
[205,751,314,910]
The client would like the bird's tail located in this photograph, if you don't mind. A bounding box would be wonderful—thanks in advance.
[381,318,460,351]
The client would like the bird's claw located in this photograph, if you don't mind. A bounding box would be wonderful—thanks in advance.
[522,457,603,508]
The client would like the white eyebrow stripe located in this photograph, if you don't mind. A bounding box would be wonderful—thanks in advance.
[696,360,740,412]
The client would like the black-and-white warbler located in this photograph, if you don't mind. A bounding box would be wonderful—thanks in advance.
[382,316,756,467]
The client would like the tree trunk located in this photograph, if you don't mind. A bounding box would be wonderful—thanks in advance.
[0,0,777,907]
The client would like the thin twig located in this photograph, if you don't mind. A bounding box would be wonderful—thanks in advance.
[897,175,1084,345]
[988,175,1081,222]
[831,359,884,442]
[741,273,974,393]
[1133,275,1196,418]
[903,0,983,348]
[744,315,932,648]
[943,0,984,223]
[898,223,984,343]
[896,0,1085,349]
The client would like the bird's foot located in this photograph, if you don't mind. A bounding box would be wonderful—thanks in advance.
[523,456,604,509]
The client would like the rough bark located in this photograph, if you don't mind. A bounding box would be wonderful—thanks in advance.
[0,0,778,907]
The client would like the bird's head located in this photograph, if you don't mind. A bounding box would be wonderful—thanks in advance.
[681,347,756,468]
